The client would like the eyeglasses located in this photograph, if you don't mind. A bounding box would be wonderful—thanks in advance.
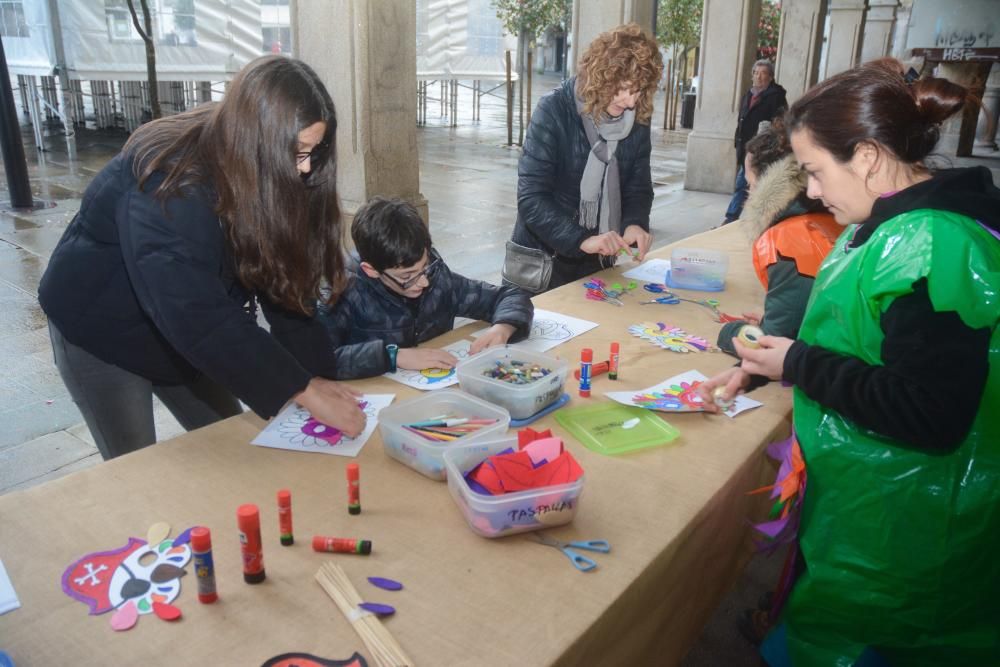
[380,257,441,290]
[296,141,329,166]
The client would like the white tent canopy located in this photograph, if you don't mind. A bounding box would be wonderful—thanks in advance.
[3,0,263,81]
[416,0,515,80]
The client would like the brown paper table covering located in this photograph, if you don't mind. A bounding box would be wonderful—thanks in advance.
[0,221,791,666]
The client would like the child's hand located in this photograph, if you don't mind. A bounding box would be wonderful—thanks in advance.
[470,324,516,354]
[697,367,751,413]
[294,378,366,437]
[736,335,794,380]
[397,347,458,371]
[741,311,763,326]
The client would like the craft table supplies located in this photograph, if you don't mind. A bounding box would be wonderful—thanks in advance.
[737,324,764,349]
[401,416,499,442]
[315,563,413,667]
[628,322,718,353]
[483,359,553,385]
[347,463,361,515]
[579,348,593,397]
[444,429,586,537]
[527,533,611,572]
[582,278,624,306]
[190,526,218,604]
[277,489,294,545]
[609,342,620,380]
[640,283,741,323]
[574,359,609,380]
[312,536,373,555]
[237,504,265,584]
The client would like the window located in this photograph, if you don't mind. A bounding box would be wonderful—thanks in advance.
[105,0,197,46]
[0,0,29,38]
[261,26,291,54]
[158,0,197,46]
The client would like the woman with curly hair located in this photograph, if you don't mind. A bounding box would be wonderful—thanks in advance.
[39,56,366,459]
[504,23,662,292]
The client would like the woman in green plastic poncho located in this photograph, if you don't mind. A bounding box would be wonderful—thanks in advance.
[701,64,1000,665]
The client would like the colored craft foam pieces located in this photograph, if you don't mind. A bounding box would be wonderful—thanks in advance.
[483,359,553,385]
[464,428,584,496]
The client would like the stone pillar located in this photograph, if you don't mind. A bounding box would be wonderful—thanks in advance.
[860,0,898,63]
[293,0,428,222]
[975,63,1000,153]
[684,0,762,194]
[775,0,828,103]
[569,0,656,75]
[822,0,867,79]
[936,62,986,157]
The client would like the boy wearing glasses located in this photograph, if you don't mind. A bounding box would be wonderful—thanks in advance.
[319,196,534,379]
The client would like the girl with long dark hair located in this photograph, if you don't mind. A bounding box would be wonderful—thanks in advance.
[40,56,365,459]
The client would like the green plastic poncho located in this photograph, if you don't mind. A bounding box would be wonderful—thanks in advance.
[785,210,1000,666]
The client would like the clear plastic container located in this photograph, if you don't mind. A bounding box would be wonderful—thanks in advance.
[665,247,729,291]
[455,346,568,420]
[377,390,510,481]
[443,436,585,538]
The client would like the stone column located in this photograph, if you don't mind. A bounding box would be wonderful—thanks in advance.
[860,0,898,64]
[975,63,1000,153]
[889,0,912,61]
[822,0,867,79]
[569,0,656,74]
[936,62,986,157]
[293,0,428,222]
[775,0,828,103]
[684,0,762,194]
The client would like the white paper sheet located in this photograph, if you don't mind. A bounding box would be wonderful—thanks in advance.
[0,557,20,615]
[383,339,471,390]
[621,258,671,284]
[251,395,395,456]
[471,309,598,353]
[605,370,762,419]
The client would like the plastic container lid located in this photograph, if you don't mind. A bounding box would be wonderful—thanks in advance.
[555,402,680,455]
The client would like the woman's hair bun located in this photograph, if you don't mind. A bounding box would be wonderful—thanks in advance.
[912,77,967,126]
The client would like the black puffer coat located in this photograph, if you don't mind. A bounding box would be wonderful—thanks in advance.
[38,153,337,418]
[318,251,534,380]
[510,77,654,289]
[734,82,787,167]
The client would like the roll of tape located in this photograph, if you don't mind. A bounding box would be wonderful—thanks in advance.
[737,325,764,349]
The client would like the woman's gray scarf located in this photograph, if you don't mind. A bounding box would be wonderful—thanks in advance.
[576,93,635,233]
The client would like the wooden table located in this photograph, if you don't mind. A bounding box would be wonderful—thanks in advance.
[0,222,791,666]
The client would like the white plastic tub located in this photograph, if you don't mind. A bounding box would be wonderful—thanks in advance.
[443,436,585,538]
[377,389,510,481]
[455,346,567,420]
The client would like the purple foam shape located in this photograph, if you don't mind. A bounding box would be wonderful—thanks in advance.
[359,602,395,616]
[367,577,403,592]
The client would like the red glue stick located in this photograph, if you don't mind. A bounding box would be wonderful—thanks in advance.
[347,463,360,515]
[574,360,609,380]
[190,526,218,603]
[312,536,372,555]
[277,489,293,546]
[237,503,266,584]
[579,348,593,397]
[609,342,620,380]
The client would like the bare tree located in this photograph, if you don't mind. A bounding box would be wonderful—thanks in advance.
[126,0,161,120]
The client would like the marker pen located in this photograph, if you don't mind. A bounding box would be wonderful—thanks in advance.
[277,489,293,546]
[312,536,372,555]
[237,504,266,584]
[609,342,620,380]
[579,348,593,398]
[346,463,360,515]
[190,526,218,603]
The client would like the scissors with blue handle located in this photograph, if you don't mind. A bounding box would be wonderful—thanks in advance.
[528,533,611,572]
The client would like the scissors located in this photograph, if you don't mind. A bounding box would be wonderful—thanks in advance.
[641,283,740,323]
[527,532,611,572]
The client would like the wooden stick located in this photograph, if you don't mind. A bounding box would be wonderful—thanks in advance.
[315,562,414,667]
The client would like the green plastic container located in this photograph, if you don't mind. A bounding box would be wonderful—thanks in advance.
[555,402,680,455]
